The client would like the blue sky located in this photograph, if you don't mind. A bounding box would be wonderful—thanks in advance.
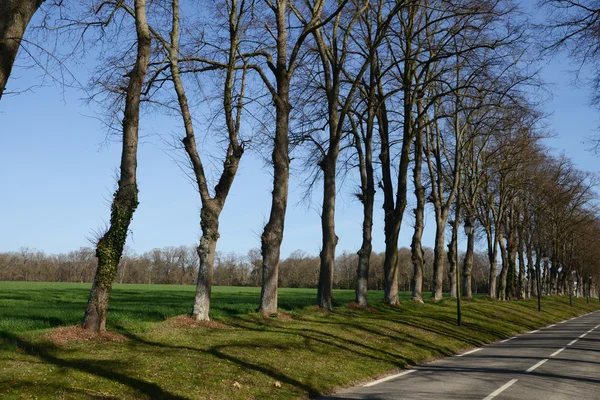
[0,6,598,258]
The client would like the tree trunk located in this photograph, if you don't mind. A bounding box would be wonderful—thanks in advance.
[462,222,475,298]
[486,226,498,299]
[317,155,338,310]
[432,211,447,301]
[379,98,404,307]
[517,232,526,299]
[498,234,508,300]
[550,253,559,295]
[447,222,458,299]
[378,50,413,306]
[356,186,375,306]
[383,222,400,305]
[354,82,375,307]
[411,127,425,303]
[506,229,517,300]
[259,93,290,315]
[0,0,44,100]
[82,0,150,332]
[191,204,219,320]
[355,167,374,306]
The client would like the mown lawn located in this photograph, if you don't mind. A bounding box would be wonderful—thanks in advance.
[0,281,598,399]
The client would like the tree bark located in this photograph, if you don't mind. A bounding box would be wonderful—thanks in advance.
[259,91,290,316]
[498,233,509,300]
[355,131,374,307]
[432,211,447,300]
[486,228,498,299]
[462,220,475,298]
[82,0,150,332]
[517,229,526,299]
[506,224,517,300]
[411,127,425,303]
[447,217,459,299]
[191,204,219,320]
[354,67,376,307]
[379,96,407,306]
[0,0,44,100]
[317,154,338,310]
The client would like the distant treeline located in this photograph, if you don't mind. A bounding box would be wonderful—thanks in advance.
[0,246,491,292]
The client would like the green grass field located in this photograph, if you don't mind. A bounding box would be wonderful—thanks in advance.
[1,282,598,399]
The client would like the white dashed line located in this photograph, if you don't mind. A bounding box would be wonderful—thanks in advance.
[500,337,516,343]
[457,348,482,357]
[483,379,519,400]
[363,369,415,387]
[526,359,548,373]
[580,333,587,338]
[568,339,578,346]
[528,330,539,334]
[550,347,565,357]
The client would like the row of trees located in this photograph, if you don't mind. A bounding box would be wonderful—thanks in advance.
[2,0,600,331]
[0,246,493,293]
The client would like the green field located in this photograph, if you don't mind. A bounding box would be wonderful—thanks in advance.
[1,282,599,399]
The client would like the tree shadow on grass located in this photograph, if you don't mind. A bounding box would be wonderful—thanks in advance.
[224,316,417,367]
[283,316,457,358]
[114,330,324,398]
[0,380,121,399]
[0,331,188,400]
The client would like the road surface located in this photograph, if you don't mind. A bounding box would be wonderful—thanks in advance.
[321,310,600,400]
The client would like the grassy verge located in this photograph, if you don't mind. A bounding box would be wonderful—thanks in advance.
[0,282,598,399]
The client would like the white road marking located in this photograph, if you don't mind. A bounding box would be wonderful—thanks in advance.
[457,348,482,357]
[483,379,519,400]
[547,324,556,328]
[568,339,578,346]
[500,337,515,343]
[528,330,539,334]
[363,370,415,387]
[550,347,565,357]
[595,324,600,329]
[579,333,587,338]
[526,359,548,373]
[559,320,568,324]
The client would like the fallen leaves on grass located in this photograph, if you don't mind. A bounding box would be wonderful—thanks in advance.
[43,326,127,345]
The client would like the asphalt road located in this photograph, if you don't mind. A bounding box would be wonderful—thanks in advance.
[321,310,600,400]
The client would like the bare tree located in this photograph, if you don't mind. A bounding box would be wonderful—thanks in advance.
[252,1,329,316]
[82,0,151,332]
[146,0,248,320]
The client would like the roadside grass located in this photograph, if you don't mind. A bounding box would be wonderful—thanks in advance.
[0,282,598,399]
[0,282,439,332]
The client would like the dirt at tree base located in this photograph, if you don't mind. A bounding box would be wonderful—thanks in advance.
[272,312,293,321]
[43,326,128,345]
[346,302,379,313]
[165,315,230,329]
